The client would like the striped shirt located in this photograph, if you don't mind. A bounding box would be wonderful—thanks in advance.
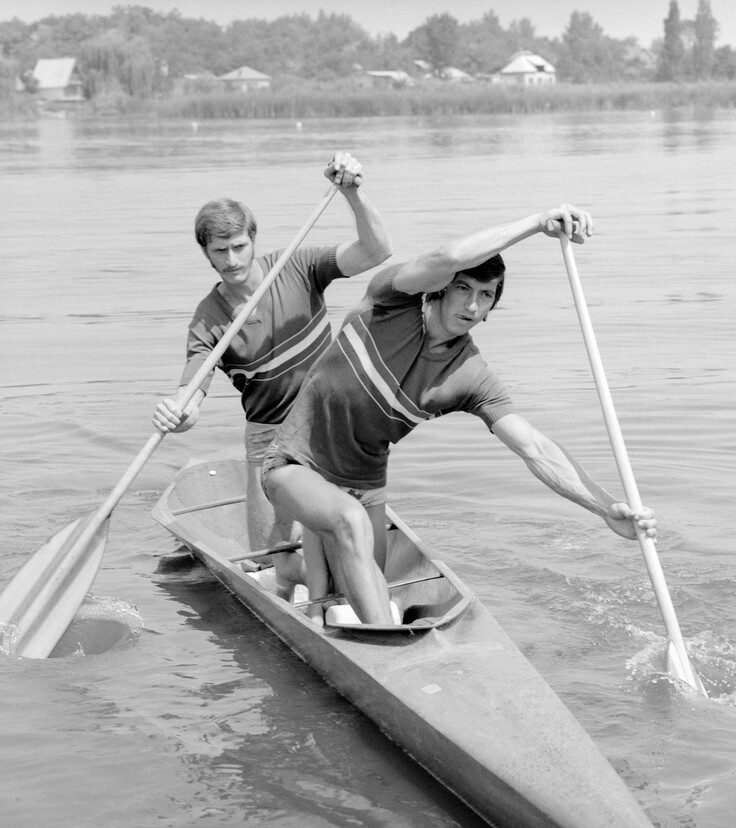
[274,266,515,488]
[179,246,344,424]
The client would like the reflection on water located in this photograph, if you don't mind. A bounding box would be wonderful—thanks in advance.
[662,103,720,151]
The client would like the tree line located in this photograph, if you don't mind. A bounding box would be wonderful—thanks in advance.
[0,0,734,103]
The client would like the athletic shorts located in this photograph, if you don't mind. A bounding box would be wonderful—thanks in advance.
[261,442,386,508]
[244,420,278,466]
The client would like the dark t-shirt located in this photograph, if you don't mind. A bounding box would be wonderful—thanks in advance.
[179,246,344,424]
[274,265,515,488]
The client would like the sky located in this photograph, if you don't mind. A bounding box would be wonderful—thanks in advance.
[4,0,736,47]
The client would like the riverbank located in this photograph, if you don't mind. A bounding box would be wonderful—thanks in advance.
[4,79,736,121]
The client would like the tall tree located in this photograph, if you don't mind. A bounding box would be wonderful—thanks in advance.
[692,0,719,79]
[458,11,507,74]
[657,1,685,81]
[557,11,625,83]
[413,13,459,75]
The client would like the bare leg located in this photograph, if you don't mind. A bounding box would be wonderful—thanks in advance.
[301,528,330,627]
[267,464,393,624]
[246,461,306,599]
[367,503,387,571]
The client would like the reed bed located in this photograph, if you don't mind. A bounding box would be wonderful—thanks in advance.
[143,80,736,120]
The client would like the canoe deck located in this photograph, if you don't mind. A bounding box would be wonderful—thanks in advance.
[152,458,653,828]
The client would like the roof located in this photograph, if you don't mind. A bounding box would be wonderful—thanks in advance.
[501,53,555,75]
[219,65,271,82]
[367,70,411,82]
[32,57,77,89]
[441,66,475,81]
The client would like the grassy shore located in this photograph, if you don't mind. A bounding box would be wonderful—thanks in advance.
[4,80,736,121]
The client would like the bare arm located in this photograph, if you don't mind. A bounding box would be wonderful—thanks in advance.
[491,413,656,541]
[393,203,593,296]
[324,151,393,277]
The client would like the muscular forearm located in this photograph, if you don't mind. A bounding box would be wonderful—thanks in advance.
[519,438,616,518]
[494,416,616,518]
[337,188,393,275]
[442,214,542,274]
[393,203,592,296]
[394,214,543,295]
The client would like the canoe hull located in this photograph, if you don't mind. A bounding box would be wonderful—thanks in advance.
[152,459,652,828]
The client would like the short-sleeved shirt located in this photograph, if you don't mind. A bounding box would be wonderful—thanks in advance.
[179,246,344,424]
[273,266,515,488]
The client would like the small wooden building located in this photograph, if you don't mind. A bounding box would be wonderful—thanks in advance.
[218,66,271,92]
[364,70,414,89]
[32,58,84,101]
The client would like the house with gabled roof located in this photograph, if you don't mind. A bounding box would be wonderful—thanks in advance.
[498,52,556,86]
[32,58,84,101]
[218,65,271,92]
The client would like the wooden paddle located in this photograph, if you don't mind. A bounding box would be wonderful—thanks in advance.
[0,185,339,659]
[559,235,707,696]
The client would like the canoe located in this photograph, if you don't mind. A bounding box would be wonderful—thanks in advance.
[152,458,653,828]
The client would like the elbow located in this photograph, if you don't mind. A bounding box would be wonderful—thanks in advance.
[377,239,393,264]
[366,238,393,268]
[433,241,466,274]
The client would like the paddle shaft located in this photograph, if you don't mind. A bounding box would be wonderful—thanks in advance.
[293,573,444,609]
[54,187,340,580]
[224,523,400,563]
[559,235,706,695]
[228,541,302,563]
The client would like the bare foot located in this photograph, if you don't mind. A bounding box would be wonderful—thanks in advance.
[272,549,308,601]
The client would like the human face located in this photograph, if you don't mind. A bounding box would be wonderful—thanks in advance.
[204,231,255,287]
[432,274,500,341]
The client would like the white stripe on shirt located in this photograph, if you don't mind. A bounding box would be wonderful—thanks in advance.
[342,323,428,425]
[236,315,331,380]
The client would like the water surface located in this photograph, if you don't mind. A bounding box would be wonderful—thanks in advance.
[1,110,735,826]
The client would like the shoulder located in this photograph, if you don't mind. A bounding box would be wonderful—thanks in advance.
[367,264,421,308]
[266,245,338,270]
[191,284,227,319]
[268,246,342,289]
[452,341,511,398]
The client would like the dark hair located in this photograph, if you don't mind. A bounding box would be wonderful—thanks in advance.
[426,253,506,309]
[194,198,257,249]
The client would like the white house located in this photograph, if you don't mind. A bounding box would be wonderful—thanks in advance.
[218,65,271,92]
[498,52,556,86]
[32,57,84,101]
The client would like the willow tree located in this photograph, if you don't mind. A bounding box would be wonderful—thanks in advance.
[78,30,157,98]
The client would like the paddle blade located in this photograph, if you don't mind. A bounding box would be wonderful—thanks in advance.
[666,639,708,696]
[0,514,109,659]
